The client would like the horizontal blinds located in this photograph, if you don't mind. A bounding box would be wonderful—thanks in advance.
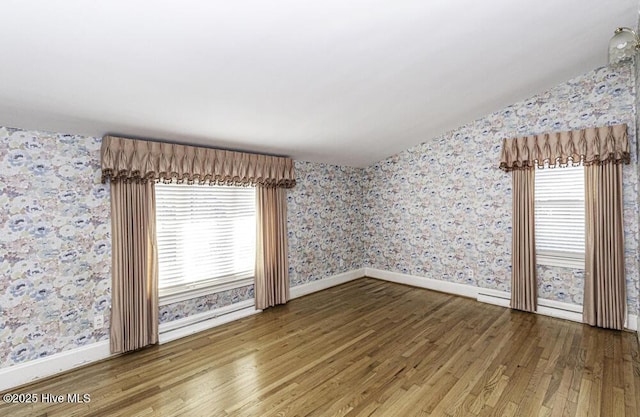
[534,165,585,257]
[155,183,256,289]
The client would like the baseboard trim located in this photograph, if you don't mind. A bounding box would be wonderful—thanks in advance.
[157,267,370,344]
[0,340,112,393]
[477,287,584,323]
[0,300,262,393]
[159,300,260,344]
[477,287,638,331]
[364,268,478,299]
[0,270,364,392]
[3,267,634,392]
[366,268,638,331]
[290,268,365,299]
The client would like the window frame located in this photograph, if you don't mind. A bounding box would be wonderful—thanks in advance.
[154,182,256,306]
[536,250,584,269]
[534,164,585,270]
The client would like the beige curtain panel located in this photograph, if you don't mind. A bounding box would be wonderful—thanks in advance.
[255,186,290,310]
[101,135,296,188]
[510,169,537,312]
[109,180,159,353]
[583,163,626,330]
[499,124,629,171]
[500,123,630,328]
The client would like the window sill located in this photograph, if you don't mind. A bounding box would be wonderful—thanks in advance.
[536,254,584,269]
[159,276,254,306]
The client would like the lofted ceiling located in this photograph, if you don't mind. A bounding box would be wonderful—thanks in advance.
[0,0,637,167]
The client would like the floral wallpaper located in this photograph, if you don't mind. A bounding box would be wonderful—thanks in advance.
[0,128,261,368]
[287,161,365,287]
[2,63,639,371]
[0,129,367,368]
[0,128,111,368]
[159,160,368,321]
[635,52,640,321]
[363,64,639,312]
[536,265,585,305]
[158,285,254,324]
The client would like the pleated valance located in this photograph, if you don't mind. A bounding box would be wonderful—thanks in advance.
[499,124,629,172]
[101,135,296,188]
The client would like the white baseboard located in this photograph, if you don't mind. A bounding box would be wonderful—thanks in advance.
[290,268,365,299]
[0,270,364,393]
[159,299,260,344]
[477,287,584,323]
[160,268,366,344]
[0,340,112,393]
[3,267,634,392]
[477,287,638,331]
[365,267,638,331]
[364,268,479,298]
[0,300,261,393]
[0,300,261,392]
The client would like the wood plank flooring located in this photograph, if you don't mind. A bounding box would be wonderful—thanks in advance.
[2,278,640,416]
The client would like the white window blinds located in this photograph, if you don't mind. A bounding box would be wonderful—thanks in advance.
[155,183,256,292]
[534,164,585,268]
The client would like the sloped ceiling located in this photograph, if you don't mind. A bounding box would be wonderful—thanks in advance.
[0,0,637,167]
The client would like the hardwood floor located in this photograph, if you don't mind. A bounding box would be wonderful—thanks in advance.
[2,278,640,416]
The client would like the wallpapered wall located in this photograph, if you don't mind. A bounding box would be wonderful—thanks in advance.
[0,130,365,368]
[158,286,254,324]
[363,65,639,312]
[1,64,638,369]
[0,129,264,367]
[159,160,367,322]
[287,161,365,287]
[0,128,111,367]
[635,52,640,320]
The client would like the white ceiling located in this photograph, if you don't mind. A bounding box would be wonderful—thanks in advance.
[0,1,637,167]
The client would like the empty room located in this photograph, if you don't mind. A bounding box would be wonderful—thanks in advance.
[2,1,640,416]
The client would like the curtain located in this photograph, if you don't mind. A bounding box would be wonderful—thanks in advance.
[583,163,626,330]
[255,186,289,309]
[510,169,537,312]
[499,124,629,172]
[102,134,296,348]
[499,123,629,329]
[109,180,159,353]
[101,135,296,188]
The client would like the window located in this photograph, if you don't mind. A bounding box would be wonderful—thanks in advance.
[534,165,585,268]
[155,183,256,301]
